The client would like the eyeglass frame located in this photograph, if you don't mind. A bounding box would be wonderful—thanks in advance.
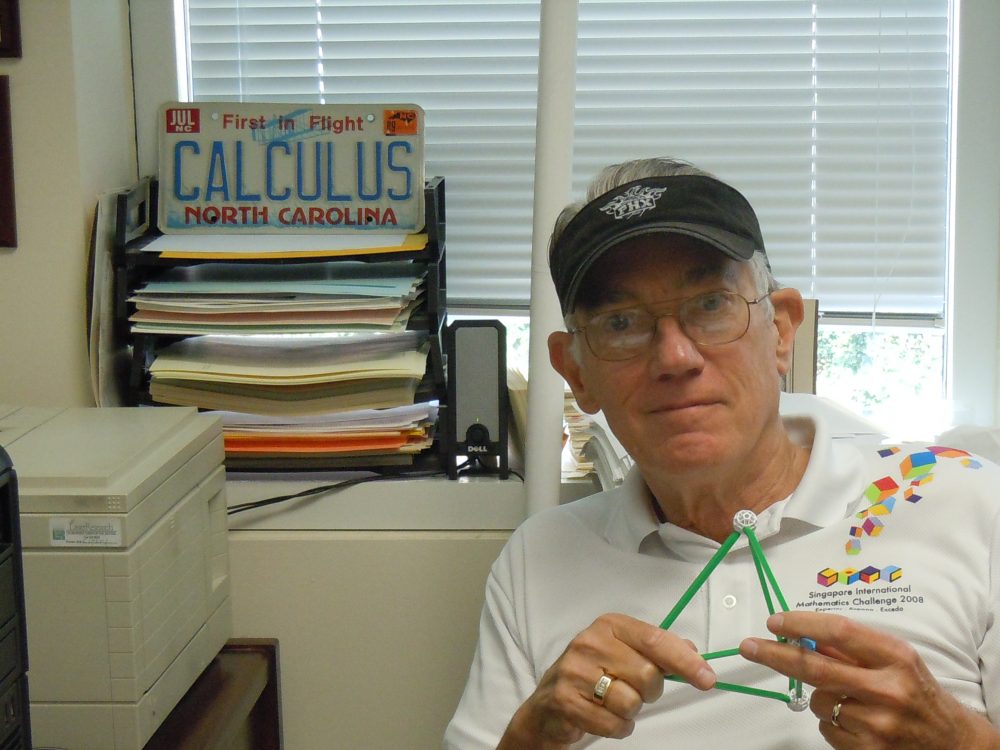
[569,289,773,362]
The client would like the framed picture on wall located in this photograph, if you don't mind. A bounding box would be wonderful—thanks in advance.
[0,0,20,58]
[0,76,15,247]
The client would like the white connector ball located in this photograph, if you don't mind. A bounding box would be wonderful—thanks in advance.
[787,692,810,712]
[732,509,758,532]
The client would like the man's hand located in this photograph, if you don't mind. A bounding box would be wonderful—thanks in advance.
[739,611,1000,750]
[498,613,716,750]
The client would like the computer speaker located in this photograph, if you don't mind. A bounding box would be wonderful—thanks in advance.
[445,320,509,479]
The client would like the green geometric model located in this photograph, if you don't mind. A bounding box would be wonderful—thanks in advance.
[659,509,813,711]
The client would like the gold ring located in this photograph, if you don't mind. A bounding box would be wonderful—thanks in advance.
[593,673,615,704]
[831,698,846,727]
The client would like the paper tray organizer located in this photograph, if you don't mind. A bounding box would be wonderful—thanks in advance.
[110,177,449,473]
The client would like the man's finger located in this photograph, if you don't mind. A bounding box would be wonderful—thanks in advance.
[739,636,863,698]
[607,615,717,692]
[762,611,914,668]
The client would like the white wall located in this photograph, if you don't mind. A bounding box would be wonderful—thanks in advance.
[0,0,137,407]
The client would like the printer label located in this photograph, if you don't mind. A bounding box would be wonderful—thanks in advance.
[49,518,123,547]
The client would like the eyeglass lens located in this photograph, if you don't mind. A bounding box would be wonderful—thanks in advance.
[585,291,753,360]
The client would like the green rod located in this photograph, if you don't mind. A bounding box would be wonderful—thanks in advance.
[748,539,777,615]
[659,531,740,630]
[664,675,790,703]
[701,648,741,661]
[714,681,792,702]
[744,527,790,612]
[663,647,741,681]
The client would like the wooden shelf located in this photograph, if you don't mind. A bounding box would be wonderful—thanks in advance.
[145,639,282,750]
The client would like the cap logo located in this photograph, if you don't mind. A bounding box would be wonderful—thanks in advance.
[600,185,667,221]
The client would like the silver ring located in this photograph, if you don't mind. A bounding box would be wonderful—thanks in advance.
[831,699,845,727]
[593,673,615,704]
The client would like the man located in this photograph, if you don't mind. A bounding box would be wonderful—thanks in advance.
[444,158,1000,749]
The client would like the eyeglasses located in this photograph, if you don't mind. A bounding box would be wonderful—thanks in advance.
[571,290,771,361]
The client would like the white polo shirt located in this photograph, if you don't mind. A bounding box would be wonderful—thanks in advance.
[444,414,1000,749]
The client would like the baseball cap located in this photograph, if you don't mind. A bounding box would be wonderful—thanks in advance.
[549,174,767,315]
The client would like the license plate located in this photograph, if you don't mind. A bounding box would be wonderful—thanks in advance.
[158,102,425,234]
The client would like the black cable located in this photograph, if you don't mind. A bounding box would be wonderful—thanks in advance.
[227,458,523,517]
[452,455,524,482]
[227,469,447,516]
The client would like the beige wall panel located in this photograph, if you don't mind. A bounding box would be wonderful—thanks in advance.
[228,530,508,750]
[0,0,136,407]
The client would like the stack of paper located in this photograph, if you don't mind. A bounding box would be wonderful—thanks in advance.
[129,261,424,335]
[562,391,595,480]
[211,402,438,470]
[138,231,428,260]
[148,331,429,416]
[125,232,442,469]
[506,367,529,458]
[561,391,634,488]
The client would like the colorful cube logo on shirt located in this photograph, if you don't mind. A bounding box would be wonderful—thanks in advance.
[864,477,899,504]
[816,564,902,587]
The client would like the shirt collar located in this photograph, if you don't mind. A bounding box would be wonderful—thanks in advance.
[776,413,869,529]
[601,466,661,552]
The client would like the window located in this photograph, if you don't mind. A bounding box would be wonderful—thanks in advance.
[183,0,542,307]
[178,0,958,435]
[569,1,951,435]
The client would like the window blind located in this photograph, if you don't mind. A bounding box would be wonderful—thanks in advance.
[185,0,542,308]
[184,0,950,316]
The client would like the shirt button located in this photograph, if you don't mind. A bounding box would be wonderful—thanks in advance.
[722,594,738,609]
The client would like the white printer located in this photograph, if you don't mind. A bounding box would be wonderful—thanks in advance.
[0,405,231,750]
